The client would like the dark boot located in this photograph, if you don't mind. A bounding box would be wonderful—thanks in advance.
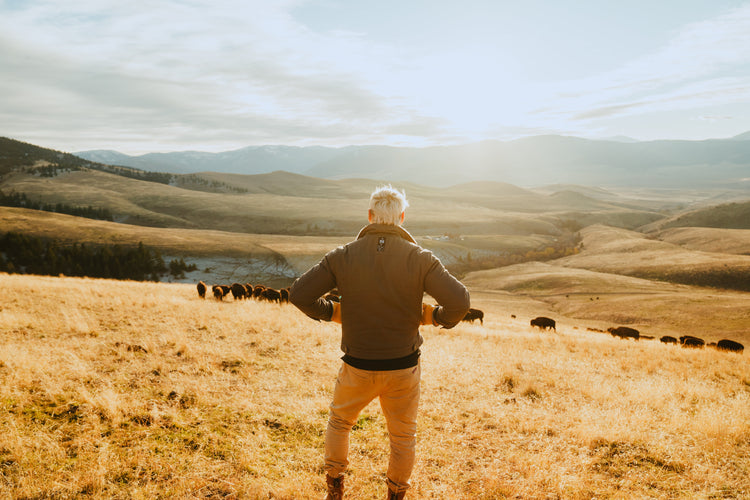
[325,474,344,500]
[386,489,405,500]
[385,479,406,500]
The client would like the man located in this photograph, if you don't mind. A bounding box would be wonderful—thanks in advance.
[289,185,470,499]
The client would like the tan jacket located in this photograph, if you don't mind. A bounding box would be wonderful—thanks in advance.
[289,223,470,360]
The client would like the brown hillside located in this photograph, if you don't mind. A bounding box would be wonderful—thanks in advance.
[0,206,347,274]
[646,199,750,231]
[1,166,669,236]
[552,225,750,291]
[654,227,750,255]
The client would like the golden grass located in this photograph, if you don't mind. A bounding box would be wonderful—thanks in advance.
[656,227,750,255]
[1,273,748,499]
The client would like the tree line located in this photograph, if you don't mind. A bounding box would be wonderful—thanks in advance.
[177,174,249,194]
[0,190,114,221]
[0,232,196,281]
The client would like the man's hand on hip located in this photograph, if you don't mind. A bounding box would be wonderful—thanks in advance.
[420,303,438,326]
[330,302,342,323]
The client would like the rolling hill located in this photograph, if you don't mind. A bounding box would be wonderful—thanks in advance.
[654,227,750,255]
[4,136,750,298]
[551,225,750,290]
[642,200,750,231]
[1,137,673,237]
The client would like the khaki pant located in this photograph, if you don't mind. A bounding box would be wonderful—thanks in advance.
[325,361,421,493]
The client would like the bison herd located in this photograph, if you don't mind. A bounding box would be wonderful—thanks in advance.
[605,327,744,354]
[529,316,744,354]
[197,281,290,304]
[593,324,743,354]
[194,281,744,355]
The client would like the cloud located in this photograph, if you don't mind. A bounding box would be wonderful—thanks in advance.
[0,0,447,151]
[558,4,750,125]
[3,1,750,151]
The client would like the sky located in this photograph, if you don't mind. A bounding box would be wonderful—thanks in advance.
[2,0,750,154]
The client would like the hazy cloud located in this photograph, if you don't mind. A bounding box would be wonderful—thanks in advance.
[2,1,750,152]
[557,4,750,129]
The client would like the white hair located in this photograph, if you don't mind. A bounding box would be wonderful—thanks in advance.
[369,185,409,225]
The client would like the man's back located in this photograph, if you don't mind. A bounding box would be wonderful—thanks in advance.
[290,222,469,359]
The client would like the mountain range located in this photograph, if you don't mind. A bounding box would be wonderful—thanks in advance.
[74,133,750,189]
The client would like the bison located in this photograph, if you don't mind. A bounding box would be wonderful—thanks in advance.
[230,282,247,300]
[716,339,744,353]
[279,288,289,303]
[197,281,206,299]
[462,308,484,325]
[680,335,705,348]
[530,316,556,331]
[660,336,678,344]
[252,285,266,299]
[262,288,282,303]
[212,285,226,301]
[608,326,640,340]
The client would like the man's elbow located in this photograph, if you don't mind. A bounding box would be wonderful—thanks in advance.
[440,290,471,329]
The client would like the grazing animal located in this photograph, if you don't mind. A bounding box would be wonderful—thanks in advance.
[511,314,516,319]
[230,282,247,300]
[608,326,640,340]
[530,316,556,331]
[660,336,678,344]
[212,285,226,301]
[279,288,289,303]
[219,285,231,297]
[680,335,705,348]
[197,281,206,298]
[252,285,266,299]
[462,308,484,325]
[716,339,744,353]
[262,288,282,303]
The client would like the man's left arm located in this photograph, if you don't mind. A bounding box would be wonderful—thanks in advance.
[423,258,470,328]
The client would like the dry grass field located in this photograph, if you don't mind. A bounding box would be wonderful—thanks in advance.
[1,273,748,499]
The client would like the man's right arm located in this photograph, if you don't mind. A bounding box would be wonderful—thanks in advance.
[289,256,337,322]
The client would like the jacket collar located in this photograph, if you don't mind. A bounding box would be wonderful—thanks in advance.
[355,223,417,244]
